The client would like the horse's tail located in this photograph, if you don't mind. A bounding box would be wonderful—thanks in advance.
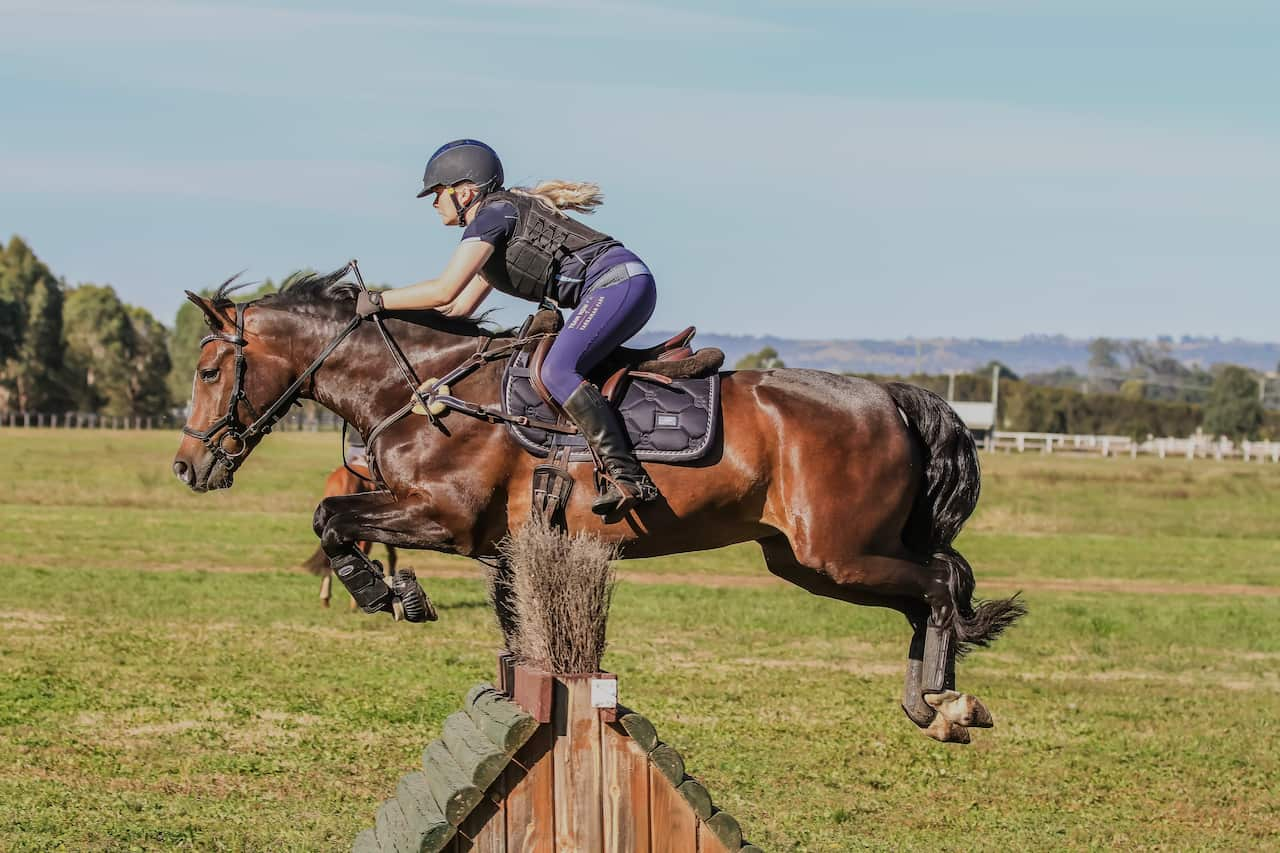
[301,546,330,576]
[884,382,1026,653]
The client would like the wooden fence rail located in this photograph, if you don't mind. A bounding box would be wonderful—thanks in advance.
[0,410,346,432]
[987,431,1280,462]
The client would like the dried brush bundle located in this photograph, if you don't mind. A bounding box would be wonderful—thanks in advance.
[480,557,518,651]
[495,520,619,674]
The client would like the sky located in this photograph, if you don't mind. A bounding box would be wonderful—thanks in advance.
[2,0,1278,340]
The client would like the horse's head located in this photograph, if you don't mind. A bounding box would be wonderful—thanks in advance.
[173,291,294,492]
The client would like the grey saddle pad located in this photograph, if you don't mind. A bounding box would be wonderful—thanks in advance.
[500,348,720,464]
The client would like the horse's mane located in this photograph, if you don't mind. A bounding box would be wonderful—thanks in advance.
[211,267,509,338]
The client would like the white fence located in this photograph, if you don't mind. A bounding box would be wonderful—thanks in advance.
[987,431,1280,462]
[0,409,344,431]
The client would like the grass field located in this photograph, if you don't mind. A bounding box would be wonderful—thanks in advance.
[1,429,1278,851]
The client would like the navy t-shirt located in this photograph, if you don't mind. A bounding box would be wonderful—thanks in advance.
[461,199,636,308]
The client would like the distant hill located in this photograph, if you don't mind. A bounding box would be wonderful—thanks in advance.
[629,331,1280,376]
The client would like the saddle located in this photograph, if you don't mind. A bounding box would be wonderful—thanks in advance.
[502,309,724,463]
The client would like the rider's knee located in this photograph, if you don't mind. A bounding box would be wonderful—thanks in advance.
[540,359,584,405]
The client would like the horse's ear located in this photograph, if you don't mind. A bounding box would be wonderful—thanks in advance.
[186,291,229,332]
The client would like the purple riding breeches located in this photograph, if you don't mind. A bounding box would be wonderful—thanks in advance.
[540,248,657,405]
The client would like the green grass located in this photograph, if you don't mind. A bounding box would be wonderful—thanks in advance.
[2,430,1278,851]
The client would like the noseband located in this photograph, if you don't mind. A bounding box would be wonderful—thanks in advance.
[182,301,361,482]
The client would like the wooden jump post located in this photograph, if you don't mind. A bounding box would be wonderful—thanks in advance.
[354,522,762,852]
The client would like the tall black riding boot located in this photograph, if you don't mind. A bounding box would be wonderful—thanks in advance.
[562,383,658,516]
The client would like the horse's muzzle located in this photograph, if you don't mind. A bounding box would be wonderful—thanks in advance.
[173,459,195,488]
[173,454,226,492]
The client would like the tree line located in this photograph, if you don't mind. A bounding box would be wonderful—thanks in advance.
[3,234,1274,439]
[733,347,1275,440]
[0,236,286,418]
[1,236,172,416]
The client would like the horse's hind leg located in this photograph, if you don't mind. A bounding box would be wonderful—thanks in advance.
[759,534,990,744]
[902,618,994,744]
[320,568,333,609]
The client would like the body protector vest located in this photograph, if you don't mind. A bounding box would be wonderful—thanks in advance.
[481,191,617,303]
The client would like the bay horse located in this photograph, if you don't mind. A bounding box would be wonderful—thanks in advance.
[301,464,399,609]
[173,270,1023,743]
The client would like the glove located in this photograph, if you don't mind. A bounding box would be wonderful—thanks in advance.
[356,290,384,318]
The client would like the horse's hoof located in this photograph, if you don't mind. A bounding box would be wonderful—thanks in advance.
[926,690,994,728]
[393,569,437,623]
[924,712,971,744]
[391,599,405,622]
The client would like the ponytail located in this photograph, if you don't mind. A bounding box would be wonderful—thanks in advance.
[509,180,604,215]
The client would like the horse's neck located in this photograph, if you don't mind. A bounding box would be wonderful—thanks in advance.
[292,315,494,436]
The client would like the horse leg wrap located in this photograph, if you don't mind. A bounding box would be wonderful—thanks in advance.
[902,626,934,726]
[330,552,393,615]
[902,621,957,727]
[921,620,956,696]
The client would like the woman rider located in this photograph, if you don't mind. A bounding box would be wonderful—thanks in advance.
[355,139,659,517]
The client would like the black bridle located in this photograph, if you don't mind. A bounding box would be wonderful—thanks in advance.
[182,299,361,484]
[182,259,570,487]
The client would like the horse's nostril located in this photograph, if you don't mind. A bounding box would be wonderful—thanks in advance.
[173,460,193,485]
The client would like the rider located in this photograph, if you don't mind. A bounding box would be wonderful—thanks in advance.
[355,139,659,517]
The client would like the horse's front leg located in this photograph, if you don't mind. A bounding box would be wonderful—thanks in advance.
[313,492,433,623]
[315,491,461,623]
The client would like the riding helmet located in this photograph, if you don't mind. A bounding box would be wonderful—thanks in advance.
[417,139,504,198]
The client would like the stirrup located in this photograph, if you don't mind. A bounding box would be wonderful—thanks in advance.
[591,475,658,516]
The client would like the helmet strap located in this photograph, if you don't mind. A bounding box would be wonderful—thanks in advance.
[446,185,488,228]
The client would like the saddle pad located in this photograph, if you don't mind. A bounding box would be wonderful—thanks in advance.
[501,349,720,464]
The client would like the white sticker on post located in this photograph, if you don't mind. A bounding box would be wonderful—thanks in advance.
[590,677,618,709]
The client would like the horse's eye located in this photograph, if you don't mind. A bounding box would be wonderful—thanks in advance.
[200,368,220,383]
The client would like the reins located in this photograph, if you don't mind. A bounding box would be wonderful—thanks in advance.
[185,259,573,485]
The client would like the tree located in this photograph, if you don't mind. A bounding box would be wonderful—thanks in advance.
[1203,365,1264,440]
[127,307,172,415]
[734,346,785,370]
[974,360,1019,382]
[63,285,138,415]
[1088,337,1121,371]
[1087,337,1122,393]
[0,236,69,411]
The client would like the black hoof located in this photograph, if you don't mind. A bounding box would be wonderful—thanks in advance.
[393,569,437,623]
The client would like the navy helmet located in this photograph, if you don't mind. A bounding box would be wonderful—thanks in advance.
[417,139,504,199]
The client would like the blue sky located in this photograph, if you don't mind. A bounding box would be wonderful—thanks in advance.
[2,1,1277,340]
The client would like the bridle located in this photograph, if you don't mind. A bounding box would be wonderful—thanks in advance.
[182,299,361,484]
[182,259,569,487]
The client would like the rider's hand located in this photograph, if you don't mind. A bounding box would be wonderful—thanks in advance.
[356,290,384,318]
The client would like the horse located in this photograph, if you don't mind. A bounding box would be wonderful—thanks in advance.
[173,269,1024,743]
[300,464,399,609]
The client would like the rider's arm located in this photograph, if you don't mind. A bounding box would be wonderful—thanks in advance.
[380,240,494,311]
[438,275,493,318]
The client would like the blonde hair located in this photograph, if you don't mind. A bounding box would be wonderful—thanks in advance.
[509,180,604,215]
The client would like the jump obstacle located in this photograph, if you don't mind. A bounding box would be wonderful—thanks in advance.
[352,523,762,852]
[353,662,761,852]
